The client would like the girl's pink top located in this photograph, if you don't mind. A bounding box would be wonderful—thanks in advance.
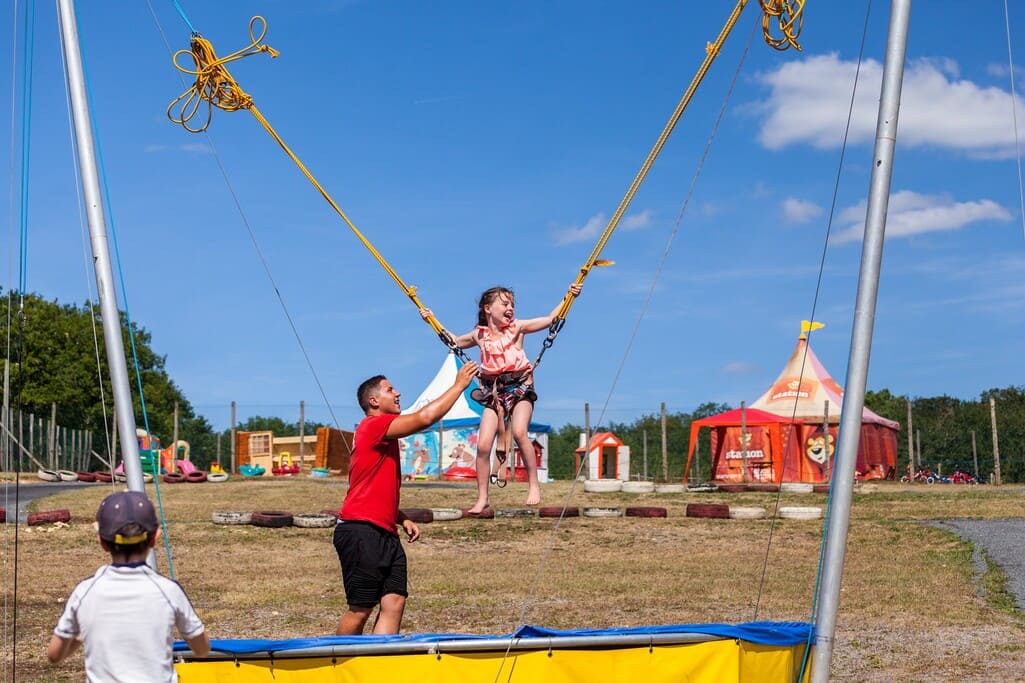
[476,322,531,374]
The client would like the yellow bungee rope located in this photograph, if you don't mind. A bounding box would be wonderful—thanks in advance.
[166,17,469,360]
[533,0,804,368]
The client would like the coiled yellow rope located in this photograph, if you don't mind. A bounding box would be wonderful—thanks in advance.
[166,17,464,354]
[760,0,805,51]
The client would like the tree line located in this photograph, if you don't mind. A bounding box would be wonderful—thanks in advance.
[3,289,1022,480]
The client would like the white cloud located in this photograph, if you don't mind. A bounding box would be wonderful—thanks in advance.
[721,361,759,375]
[831,190,1012,244]
[782,197,823,224]
[553,210,651,244]
[553,213,605,245]
[143,144,167,153]
[621,209,654,230]
[753,54,1025,157]
[180,143,211,154]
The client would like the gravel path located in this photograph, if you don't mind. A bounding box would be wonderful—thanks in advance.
[936,519,1025,609]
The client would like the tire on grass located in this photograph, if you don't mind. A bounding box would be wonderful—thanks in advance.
[538,506,579,518]
[582,507,623,518]
[685,503,730,519]
[728,506,767,520]
[429,508,463,521]
[94,471,113,483]
[251,511,294,528]
[293,513,337,528]
[495,508,536,518]
[621,481,655,494]
[583,479,622,493]
[212,510,253,525]
[625,506,668,518]
[461,508,494,519]
[400,508,434,524]
[778,506,822,520]
[654,484,685,494]
[185,471,208,483]
[76,471,97,482]
[163,472,185,484]
[717,484,747,494]
[207,472,229,483]
[780,482,814,494]
[28,509,71,526]
[746,483,779,493]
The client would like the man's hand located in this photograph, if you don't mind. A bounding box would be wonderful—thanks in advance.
[402,519,420,543]
[455,361,478,388]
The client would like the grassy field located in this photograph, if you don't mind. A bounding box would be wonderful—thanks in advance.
[3,477,1025,681]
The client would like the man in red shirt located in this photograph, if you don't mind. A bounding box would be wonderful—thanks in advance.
[334,359,478,635]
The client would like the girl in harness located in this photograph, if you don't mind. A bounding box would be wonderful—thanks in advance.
[421,283,581,513]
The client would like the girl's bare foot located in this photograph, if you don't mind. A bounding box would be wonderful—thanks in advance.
[525,485,541,506]
[467,500,490,515]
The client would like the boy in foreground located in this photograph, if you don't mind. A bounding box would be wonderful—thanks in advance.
[48,490,210,681]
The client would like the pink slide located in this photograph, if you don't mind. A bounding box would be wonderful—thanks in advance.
[176,459,196,475]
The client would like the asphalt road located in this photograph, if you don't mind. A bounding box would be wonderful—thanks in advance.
[1,481,104,524]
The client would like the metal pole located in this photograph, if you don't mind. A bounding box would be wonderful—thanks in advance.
[172,401,180,470]
[56,0,143,492]
[811,2,910,680]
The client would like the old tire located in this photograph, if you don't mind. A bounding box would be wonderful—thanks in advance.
[778,506,822,520]
[654,484,686,494]
[400,508,434,524]
[76,471,97,482]
[212,510,253,525]
[461,507,495,519]
[780,482,814,494]
[58,470,79,482]
[94,471,113,483]
[625,506,668,518]
[746,483,779,493]
[429,508,463,521]
[812,484,831,494]
[539,506,579,518]
[621,481,655,494]
[495,508,537,518]
[583,479,622,493]
[583,507,623,518]
[251,511,293,528]
[686,503,730,519]
[207,472,229,483]
[0,508,5,523]
[293,513,337,528]
[27,509,71,526]
[36,469,60,482]
[729,506,767,520]
[163,472,185,484]
[717,484,747,493]
[185,471,208,483]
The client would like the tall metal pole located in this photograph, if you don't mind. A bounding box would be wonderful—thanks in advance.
[56,0,143,492]
[811,2,911,680]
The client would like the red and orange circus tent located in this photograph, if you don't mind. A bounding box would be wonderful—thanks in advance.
[684,324,900,485]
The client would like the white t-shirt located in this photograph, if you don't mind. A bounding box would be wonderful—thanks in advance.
[53,563,206,683]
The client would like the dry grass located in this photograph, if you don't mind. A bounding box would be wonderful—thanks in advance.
[4,478,1025,681]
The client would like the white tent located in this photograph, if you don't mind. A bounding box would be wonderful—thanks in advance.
[398,353,551,479]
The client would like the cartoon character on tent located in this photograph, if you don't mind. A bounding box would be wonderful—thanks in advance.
[804,427,834,480]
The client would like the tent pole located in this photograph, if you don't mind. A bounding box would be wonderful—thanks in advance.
[811,1,910,680]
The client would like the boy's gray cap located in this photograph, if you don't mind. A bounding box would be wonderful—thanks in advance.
[96,491,158,544]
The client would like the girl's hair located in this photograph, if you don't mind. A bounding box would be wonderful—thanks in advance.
[477,287,514,326]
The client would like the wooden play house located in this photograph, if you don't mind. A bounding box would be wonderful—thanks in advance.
[575,432,630,481]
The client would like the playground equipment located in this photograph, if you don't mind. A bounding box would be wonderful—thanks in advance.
[272,451,300,476]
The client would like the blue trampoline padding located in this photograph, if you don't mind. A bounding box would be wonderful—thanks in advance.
[175,621,812,654]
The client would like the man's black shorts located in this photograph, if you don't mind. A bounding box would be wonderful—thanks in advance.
[333,521,408,608]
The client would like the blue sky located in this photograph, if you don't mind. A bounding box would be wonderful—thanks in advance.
[3,1,1024,434]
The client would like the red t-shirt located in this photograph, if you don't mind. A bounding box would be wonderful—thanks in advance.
[340,413,402,535]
